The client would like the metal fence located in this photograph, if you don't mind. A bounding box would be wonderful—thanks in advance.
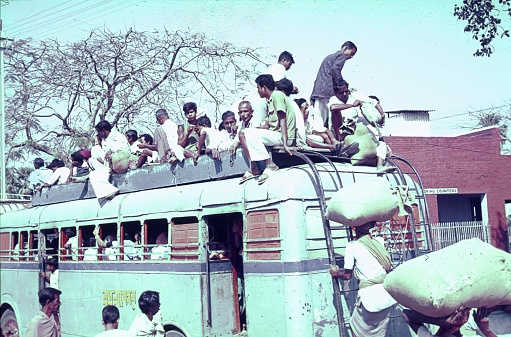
[430,221,490,251]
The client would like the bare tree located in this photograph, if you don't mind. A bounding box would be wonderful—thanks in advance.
[469,102,511,153]
[5,28,265,163]
[454,0,511,57]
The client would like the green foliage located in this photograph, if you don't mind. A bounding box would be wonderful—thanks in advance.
[6,166,32,197]
[454,0,511,56]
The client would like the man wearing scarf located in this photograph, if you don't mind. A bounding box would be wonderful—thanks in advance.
[330,221,396,337]
[26,287,62,337]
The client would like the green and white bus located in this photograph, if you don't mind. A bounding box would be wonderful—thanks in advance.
[0,150,431,337]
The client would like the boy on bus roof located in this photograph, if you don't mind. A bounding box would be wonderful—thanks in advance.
[94,305,132,337]
[26,287,62,337]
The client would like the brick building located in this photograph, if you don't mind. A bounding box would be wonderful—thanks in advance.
[386,126,511,251]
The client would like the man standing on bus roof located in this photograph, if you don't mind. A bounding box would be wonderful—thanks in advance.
[329,222,395,337]
[26,287,62,337]
[129,290,165,337]
[311,41,357,128]
[40,257,59,289]
[95,305,133,337]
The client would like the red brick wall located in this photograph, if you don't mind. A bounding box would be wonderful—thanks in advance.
[386,127,511,250]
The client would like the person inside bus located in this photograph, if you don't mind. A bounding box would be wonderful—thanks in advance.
[95,305,132,337]
[150,232,169,260]
[63,228,79,261]
[26,287,62,337]
[39,258,59,290]
[94,227,119,261]
[129,290,165,337]
[83,237,98,261]
[329,221,395,337]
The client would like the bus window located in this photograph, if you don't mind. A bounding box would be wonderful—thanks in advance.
[170,217,199,261]
[144,219,169,260]
[61,227,79,261]
[246,210,281,260]
[80,225,96,261]
[120,221,142,260]
[0,232,9,261]
[28,230,38,261]
[19,231,28,261]
[95,223,118,261]
[41,229,59,259]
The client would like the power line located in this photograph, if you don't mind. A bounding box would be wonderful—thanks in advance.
[8,0,76,29]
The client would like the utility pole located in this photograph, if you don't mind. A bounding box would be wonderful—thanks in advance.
[0,17,5,201]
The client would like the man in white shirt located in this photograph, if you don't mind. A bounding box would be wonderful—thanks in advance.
[330,222,395,337]
[95,305,133,337]
[89,120,136,200]
[26,287,62,337]
[36,159,70,191]
[28,158,53,192]
[63,228,79,261]
[129,291,164,337]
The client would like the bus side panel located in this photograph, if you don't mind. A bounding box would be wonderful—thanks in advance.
[58,266,204,337]
[1,265,40,337]
[244,273,285,336]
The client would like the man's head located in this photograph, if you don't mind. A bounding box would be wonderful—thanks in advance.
[125,130,138,145]
[221,111,236,133]
[139,134,153,145]
[255,74,275,99]
[48,159,65,171]
[33,158,45,169]
[95,120,113,140]
[155,109,169,125]
[70,151,84,166]
[46,257,58,272]
[196,115,211,128]
[238,101,253,123]
[340,41,357,59]
[183,102,198,123]
[65,228,76,238]
[275,78,294,97]
[102,305,120,328]
[278,51,295,70]
[333,80,350,103]
[354,221,376,238]
[294,98,309,120]
[38,287,61,314]
[138,290,160,316]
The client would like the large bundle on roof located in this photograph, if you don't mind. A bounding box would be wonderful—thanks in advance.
[326,178,413,227]
[383,238,511,317]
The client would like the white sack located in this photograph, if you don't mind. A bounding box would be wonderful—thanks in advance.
[360,102,383,128]
[383,238,511,317]
[326,178,399,227]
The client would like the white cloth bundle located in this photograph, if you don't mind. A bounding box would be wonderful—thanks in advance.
[360,102,383,128]
[326,178,412,227]
[383,238,511,317]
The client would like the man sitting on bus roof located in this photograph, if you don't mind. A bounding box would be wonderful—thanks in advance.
[238,74,297,185]
[28,158,53,194]
[138,109,194,164]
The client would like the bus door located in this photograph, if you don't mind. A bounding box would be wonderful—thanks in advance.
[203,213,245,335]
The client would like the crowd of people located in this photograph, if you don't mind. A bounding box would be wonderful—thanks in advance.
[28,40,397,199]
[26,288,166,337]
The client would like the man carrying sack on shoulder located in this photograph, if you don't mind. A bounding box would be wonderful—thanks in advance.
[330,221,396,337]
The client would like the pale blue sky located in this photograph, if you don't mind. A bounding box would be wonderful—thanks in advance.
[3,0,511,135]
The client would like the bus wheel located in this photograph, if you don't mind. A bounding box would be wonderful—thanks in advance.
[165,331,185,337]
[0,309,19,337]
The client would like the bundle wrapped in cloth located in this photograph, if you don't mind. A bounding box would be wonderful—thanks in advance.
[383,238,511,317]
[326,178,414,227]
